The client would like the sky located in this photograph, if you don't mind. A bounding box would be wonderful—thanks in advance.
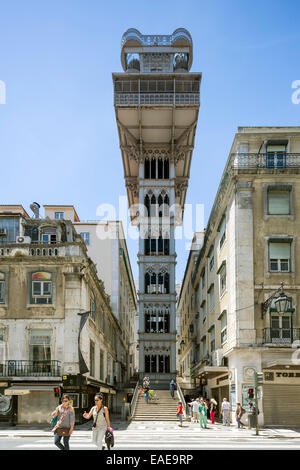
[0,0,299,285]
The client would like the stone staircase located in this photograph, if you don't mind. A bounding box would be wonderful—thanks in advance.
[132,390,183,421]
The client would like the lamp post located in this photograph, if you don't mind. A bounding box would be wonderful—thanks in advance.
[261,282,291,318]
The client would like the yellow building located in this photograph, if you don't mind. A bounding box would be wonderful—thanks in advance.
[179,127,300,426]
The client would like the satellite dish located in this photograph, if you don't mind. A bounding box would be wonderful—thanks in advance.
[30,202,40,218]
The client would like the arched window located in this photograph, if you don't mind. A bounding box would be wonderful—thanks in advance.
[31,272,52,304]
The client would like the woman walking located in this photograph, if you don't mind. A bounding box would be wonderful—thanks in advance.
[51,394,75,450]
[177,401,184,427]
[83,393,111,450]
[199,399,208,429]
[235,403,245,429]
[210,398,217,424]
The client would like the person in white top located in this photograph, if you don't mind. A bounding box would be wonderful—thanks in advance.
[188,398,200,423]
[221,398,231,426]
[83,393,111,450]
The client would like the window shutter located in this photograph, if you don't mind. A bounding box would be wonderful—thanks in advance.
[268,191,290,215]
[269,242,291,259]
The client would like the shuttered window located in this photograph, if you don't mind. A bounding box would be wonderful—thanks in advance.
[268,190,290,215]
[269,241,291,272]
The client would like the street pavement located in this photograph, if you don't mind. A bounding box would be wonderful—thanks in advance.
[0,421,300,450]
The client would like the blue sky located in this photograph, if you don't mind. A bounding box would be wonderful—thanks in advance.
[0,0,299,284]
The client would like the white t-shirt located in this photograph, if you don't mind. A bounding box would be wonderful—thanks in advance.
[191,400,199,412]
[221,401,230,410]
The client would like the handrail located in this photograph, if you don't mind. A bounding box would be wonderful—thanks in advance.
[129,380,140,419]
[176,381,187,418]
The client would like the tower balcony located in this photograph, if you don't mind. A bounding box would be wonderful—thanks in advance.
[113,75,200,107]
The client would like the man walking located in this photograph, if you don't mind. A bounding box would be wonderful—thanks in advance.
[221,398,231,426]
[169,379,176,399]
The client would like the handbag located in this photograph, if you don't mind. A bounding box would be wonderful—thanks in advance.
[56,427,70,437]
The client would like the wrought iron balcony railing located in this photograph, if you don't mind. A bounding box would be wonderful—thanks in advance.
[262,328,300,344]
[0,360,62,377]
[231,153,300,169]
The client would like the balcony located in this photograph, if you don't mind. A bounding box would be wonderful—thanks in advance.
[0,242,83,258]
[231,153,300,169]
[114,78,200,106]
[262,328,300,345]
[0,360,62,377]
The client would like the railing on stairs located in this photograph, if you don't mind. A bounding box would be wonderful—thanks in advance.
[129,381,140,420]
[176,381,187,418]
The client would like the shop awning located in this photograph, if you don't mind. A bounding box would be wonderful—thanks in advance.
[99,387,110,393]
[196,366,228,379]
[5,385,60,396]
[109,389,116,395]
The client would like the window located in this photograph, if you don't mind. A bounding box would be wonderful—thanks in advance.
[270,314,292,344]
[266,143,287,168]
[218,215,226,249]
[100,350,104,381]
[90,292,96,321]
[68,393,79,408]
[208,284,215,312]
[0,273,5,303]
[31,272,52,304]
[41,228,57,244]
[267,189,291,215]
[220,311,227,344]
[80,232,90,245]
[99,306,105,333]
[29,330,51,362]
[269,241,291,272]
[202,337,207,357]
[0,217,20,242]
[201,269,205,289]
[55,212,64,220]
[208,245,214,271]
[145,354,170,373]
[144,304,170,333]
[218,263,226,295]
[90,341,95,377]
[201,301,206,323]
[145,271,169,294]
[210,327,215,353]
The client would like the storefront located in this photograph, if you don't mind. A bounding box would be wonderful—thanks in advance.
[4,383,61,424]
[262,367,300,426]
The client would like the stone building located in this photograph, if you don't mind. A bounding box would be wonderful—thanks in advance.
[0,205,122,423]
[43,206,138,386]
[113,28,201,387]
[178,127,300,426]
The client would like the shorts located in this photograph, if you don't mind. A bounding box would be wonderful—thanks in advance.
[193,411,199,419]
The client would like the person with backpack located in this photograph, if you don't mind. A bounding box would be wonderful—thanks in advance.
[83,393,111,450]
[51,394,75,450]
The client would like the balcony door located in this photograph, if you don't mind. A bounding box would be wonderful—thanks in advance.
[270,315,292,344]
[266,144,287,168]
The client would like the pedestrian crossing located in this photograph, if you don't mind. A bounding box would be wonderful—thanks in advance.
[9,423,300,450]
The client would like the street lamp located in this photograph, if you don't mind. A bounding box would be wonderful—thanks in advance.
[261,282,291,318]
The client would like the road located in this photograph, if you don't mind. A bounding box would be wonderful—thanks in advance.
[0,422,300,450]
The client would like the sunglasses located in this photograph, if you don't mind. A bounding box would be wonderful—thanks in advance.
[62,399,69,402]
[94,398,103,401]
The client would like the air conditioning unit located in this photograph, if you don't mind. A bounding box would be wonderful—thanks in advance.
[212,349,223,366]
[16,236,31,244]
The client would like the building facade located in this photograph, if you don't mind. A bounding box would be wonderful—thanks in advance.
[0,205,122,423]
[179,127,300,425]
[113,28,201,386]
[43,206,138,385]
